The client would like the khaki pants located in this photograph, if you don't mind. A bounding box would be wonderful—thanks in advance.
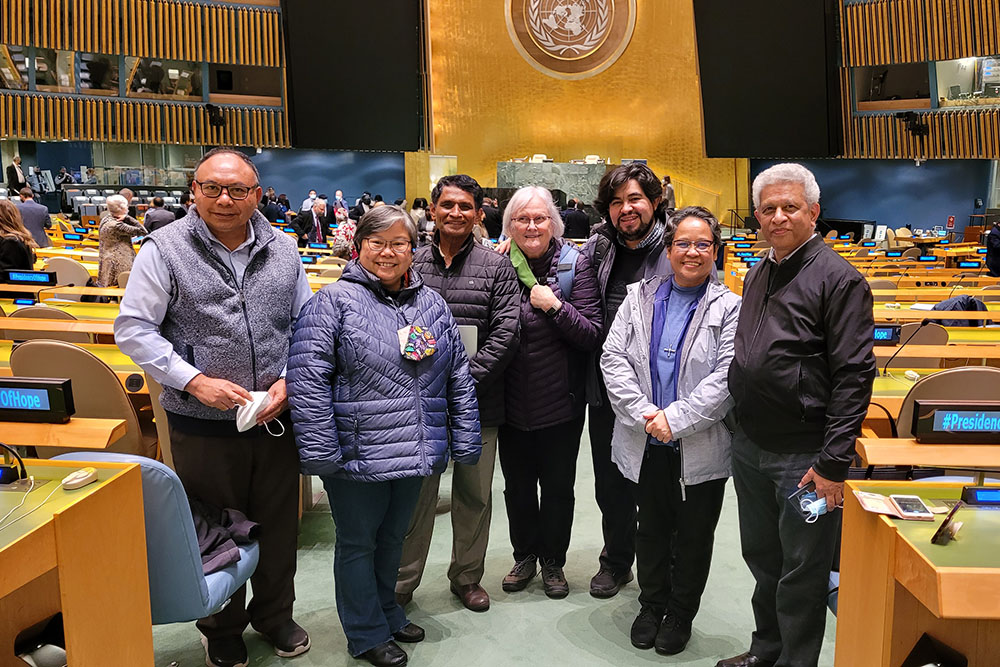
[396,427,498,593]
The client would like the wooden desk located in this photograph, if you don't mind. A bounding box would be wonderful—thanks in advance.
[0,460,153,665]
[0,285,124,299]
[0,341,147,394]
[1,299,119,320]
[874,308,999,321]
[35,247,100,261]
[836,481,1000,666]
[872,344,1000,361]
[0,418,128,449]
[0,317,114,337]
[856,438,1000,468]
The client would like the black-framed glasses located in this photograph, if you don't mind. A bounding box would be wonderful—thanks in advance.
[364,238,412,254]
[194,180,258,200]
[672,240,715,252]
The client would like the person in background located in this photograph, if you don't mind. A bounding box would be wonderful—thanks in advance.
[719,163,875,667]
[15,188,52,249]
[174,192,193,220]
[116,148,312,667]
[601,206,741,656]
[300,189,318,212]
[83,167,98,185]
[986,219,1000,277]
[481,196,503,239]
[6,156,28,195]
[583,163,669,600]
[55,166,76,186]
[293,198,330,246]
[562,199,591,240]
[351,192,373,220]
[0,199,37,271]
[264,186,277,204]
[331,189,349,213]
[143,196,176,232]
[409,198,428,227]
[27,166,50,194]
[277,194,292,215]
[261,196,283,224]
[396,175,520,614]
[662,176,677,210]
[288,205,481,667]
[498,185,602,599]
[98,194,146,287]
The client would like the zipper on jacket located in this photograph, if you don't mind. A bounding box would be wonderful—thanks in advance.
[678,442,687,501]
[393,296,429,475]
[220,261,259,392]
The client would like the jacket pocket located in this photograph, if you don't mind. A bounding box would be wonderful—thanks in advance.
[796,355,828,423]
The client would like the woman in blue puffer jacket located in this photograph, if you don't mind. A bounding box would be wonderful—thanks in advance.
[287,205,481,667]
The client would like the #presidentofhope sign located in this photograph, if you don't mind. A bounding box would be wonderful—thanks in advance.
[505,0,636,80]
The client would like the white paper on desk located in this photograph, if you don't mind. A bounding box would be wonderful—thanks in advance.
[854,490,901,517]
[909,303,934,311]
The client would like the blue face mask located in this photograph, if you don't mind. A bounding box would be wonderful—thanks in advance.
[800,492,828,523]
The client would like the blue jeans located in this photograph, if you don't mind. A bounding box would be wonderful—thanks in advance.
[322,475,424,657]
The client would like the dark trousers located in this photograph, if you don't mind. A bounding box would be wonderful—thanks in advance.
[498,414,584,567]
[323,475,423,657]
[731,426,840,667]
[636,446,726,622]
[588,393,638,574]
[169,421,300,639]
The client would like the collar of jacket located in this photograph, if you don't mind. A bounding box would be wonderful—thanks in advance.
[768,233,827,274]
[163,207,278,264]
[429,229,475,268]
[340,258,424,301]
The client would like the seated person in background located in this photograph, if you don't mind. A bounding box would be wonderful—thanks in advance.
[601,206,741,656]
[174,192,193,220]
[83,167,98,185]
[0,199,38,271]
[143,197,176,232]
[55,166,76,186]
[98,194,147,287]
[987,219,1000,277]
[292,198,330,246]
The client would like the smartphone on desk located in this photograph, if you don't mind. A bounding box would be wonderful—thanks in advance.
[889,494,935,521]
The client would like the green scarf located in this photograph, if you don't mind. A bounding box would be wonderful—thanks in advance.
[509,239,538,290]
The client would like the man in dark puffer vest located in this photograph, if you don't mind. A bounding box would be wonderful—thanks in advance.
[396,175,520,613]
[115,148,314,667]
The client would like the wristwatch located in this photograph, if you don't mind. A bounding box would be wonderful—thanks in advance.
[545,305,559,317]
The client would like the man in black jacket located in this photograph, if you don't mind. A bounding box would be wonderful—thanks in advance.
[396,174,520,613]
[582,164,670,599]
[719,163,875,667]
[292,198,330,246]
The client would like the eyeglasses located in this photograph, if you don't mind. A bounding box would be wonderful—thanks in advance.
[512,215,550,227]
[364,238,412,253]
[672,240,715,252]
[194,180,258,200]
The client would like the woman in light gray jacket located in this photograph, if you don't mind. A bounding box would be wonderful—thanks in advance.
[600,206,741,657]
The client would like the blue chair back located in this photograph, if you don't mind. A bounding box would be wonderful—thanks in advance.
[52,452,254,624]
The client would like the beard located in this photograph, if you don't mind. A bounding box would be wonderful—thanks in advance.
[615,215,654,242]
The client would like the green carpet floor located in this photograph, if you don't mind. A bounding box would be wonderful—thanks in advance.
[154,430,837,666]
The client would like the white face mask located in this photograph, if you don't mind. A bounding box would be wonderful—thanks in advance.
[309,193,317,200]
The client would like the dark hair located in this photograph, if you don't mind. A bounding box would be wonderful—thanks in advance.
[664,206,722,248]
[152,196,164,207]
[179,192,192,205]
[394,198,406,206]
[593,163,662,220]
[430,174,483,209]
[18,187,33,199]
[193,147,260,185]
[354,205,418,252]
[412,197,428,209]
[373,194,383,202]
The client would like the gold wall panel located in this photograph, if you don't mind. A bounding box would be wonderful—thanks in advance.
[843,0,929,66]
[427,0,746,216]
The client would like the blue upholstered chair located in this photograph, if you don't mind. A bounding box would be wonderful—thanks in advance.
[52,452,259,624]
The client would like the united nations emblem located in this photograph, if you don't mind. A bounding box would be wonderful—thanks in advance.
[505,0,636,79]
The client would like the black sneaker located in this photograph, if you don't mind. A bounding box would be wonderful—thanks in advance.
[201,635,248,667]
[502,555,538,592]
[589,567,634,598]
[630,606,663,650]
[261,619,311,658]
[540,560,569,599]
[655,610,692,655]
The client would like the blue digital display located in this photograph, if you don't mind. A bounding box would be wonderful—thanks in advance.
[978,248,988,254]
[862,241,876,247]
[63,233,82,241]
[0,387,51,411]
[886,251,903,257]
[308,243,329,249]
[873,327,894,340]
[917,255,936,262]
[13,298,36,305]
[958,261,981,269]
[745,258,762,265]
[735,243,752,248]
[6,271,53,283]
[840,235,852,239]
[731,236,745,241]
[734,251,754,257]
[73,227,88,233]
[974,489,1000,502]
[301,256,316,264]
[939,239,950,244]
[933,410,1000,432]
[282,227,295,233]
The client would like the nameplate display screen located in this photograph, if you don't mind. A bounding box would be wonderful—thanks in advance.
[917,255,937,262]
[939,239,950,244]
[735,243,752,249]
[958,261,981,269]
[978,248,988,254]
[73,227,88,233]
[12,298,36,305]
[862,241,876,247]
[300,256,316,264]
[912,400,1000,443]
[886,251,903,257]
[840,235,852,239]
[62,233,82,241]
[0,387,51,411]
[308,242,330,249]
[744,258,762,265]
[961,487,1000,505]
[0,377,74,423]
[3,270,57,285]
[734,251,754,257]
[731,236,745,241]
[873,325,901,345]
[282,227,295,233]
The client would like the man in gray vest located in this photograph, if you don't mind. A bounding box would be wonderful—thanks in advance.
[115,148,313,667]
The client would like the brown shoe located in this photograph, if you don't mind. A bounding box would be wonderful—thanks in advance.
[715,652,776,667]
[395,591,413,608]
[502,555,538,592]
[450,582,490,612]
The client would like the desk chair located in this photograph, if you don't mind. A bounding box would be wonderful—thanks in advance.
[825,230,838,239]
[751,240,771,250]
[901,247,921,259]
[853,248,871,258]
[868,279,897,302]
[10,340,157,458]
[319,267,342,279]
[144,373,174,470]
[886,322,949,370]
[318,256,348,265]
[56,219,74,234]
[43,257,93,302]
[50,452,259,625]
[117,270,131,289]
[979,285,1000,303]
[4,305,92,344]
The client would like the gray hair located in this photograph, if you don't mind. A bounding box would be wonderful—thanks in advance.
[106,194,129,215]
[664,206,722,248]
[354,204,418,253]
[751,163,820,208]
[501,186,564,239]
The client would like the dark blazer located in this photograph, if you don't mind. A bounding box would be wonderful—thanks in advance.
[292,209,331,246]
[6,163,27,194]
[15,199,52,248]
[0,235,34,271]
[143,207,176,232]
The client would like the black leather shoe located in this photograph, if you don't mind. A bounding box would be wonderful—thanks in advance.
[359,640,407,667]
[654,611,691,655]
[392,622,425,644]
[590,567,634,598]
[629,606,662,650]
[260,619,310,658]
[715,652,777,667]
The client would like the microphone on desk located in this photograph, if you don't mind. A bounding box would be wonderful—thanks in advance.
[946,261,986,299]
[862,257,879,276]
[881,318,931,377]
[894,269,910,287]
